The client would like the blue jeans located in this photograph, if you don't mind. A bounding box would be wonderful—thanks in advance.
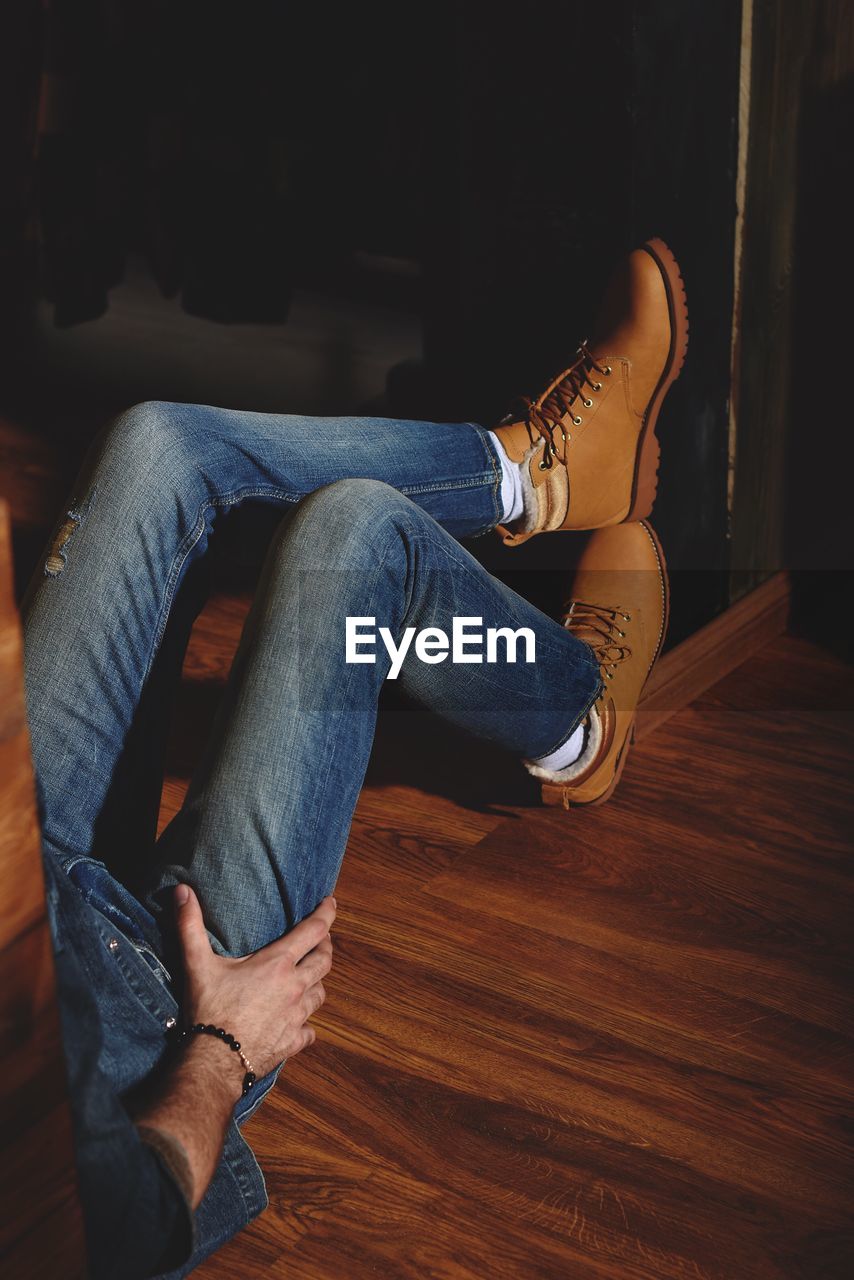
[23,402,601,1275]
[25,399,601,957]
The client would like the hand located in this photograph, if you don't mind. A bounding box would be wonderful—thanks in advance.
[173,884,336,1081]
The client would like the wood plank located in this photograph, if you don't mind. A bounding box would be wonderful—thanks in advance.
[637,570,790,738]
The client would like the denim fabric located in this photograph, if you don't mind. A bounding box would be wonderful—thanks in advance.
[43,843,269,1280]
[23,404,601,1278]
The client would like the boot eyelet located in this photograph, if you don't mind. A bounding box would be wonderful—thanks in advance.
[538,459,550,471]
[618,630,625,637]
[572,415,583,426]
[583,398,593,408]
[604,366,612,375]
[592,382,602,391]
[622,613,631,621]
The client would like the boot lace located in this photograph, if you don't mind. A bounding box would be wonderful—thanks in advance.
[507,341,610,470]
[562,599,632,684]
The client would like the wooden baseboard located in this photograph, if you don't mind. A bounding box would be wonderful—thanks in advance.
[636,571,791,739]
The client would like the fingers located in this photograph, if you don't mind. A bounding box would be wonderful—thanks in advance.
[264,895,337,965]
[304,980,326,1018]
[300,1025,317,1051]
[173,883,212,969]
[279,986,324,1062]
[296,934,333,986]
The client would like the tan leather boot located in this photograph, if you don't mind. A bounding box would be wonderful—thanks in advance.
[494,238,688,544]
[526,519,668,808]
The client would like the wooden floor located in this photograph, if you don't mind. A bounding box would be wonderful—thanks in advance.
[156,595,854,1280]
[3,393,851,1275]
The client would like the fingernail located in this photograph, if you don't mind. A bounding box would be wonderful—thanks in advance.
[331,896,337,908]
[175,884,189,905]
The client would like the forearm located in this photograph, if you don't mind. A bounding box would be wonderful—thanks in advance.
[130,1036,245,1211]
[127,883,334,1218]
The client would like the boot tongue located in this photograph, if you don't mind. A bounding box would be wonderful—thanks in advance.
[492,418,535,464]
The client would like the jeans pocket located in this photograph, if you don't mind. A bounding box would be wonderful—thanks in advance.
[65,856,172,983]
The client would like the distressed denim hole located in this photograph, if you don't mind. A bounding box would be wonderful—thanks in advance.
[44,490,96,577]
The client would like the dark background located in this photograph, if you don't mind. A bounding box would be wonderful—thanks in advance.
[0,0,851,650]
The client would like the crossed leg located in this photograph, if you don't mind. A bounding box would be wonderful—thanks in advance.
[22,400,502,885]
[143,478,601,969]
[22,403,599,974]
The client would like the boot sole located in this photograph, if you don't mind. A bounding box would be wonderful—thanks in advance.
[540,518,670,809]
[626,238,690,523]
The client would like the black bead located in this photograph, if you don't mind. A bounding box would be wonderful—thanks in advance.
[205,1024,216,1034]
[193,1023,204,1033]
[232,1041,240,1051]
[216,1028,227,1038]
[224,1034,234,1046]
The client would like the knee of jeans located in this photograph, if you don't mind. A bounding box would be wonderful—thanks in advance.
[286,478,416,558]
[97,401,194,483]
[40,402,199,582]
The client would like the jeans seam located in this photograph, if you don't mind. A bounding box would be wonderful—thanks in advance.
[469,423,503,530]
[61,854,102,874]
[133,940,174,986]
[398,472,497,495]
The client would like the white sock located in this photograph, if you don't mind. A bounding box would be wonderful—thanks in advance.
[488,430,524,524]
[530,720,587,772]
[524,706,603,783]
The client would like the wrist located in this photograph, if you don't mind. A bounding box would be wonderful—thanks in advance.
[181,1033,246,1106]
[179,1022,258,1103]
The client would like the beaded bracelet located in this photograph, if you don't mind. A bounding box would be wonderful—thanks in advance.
[179,1023,258,1097]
